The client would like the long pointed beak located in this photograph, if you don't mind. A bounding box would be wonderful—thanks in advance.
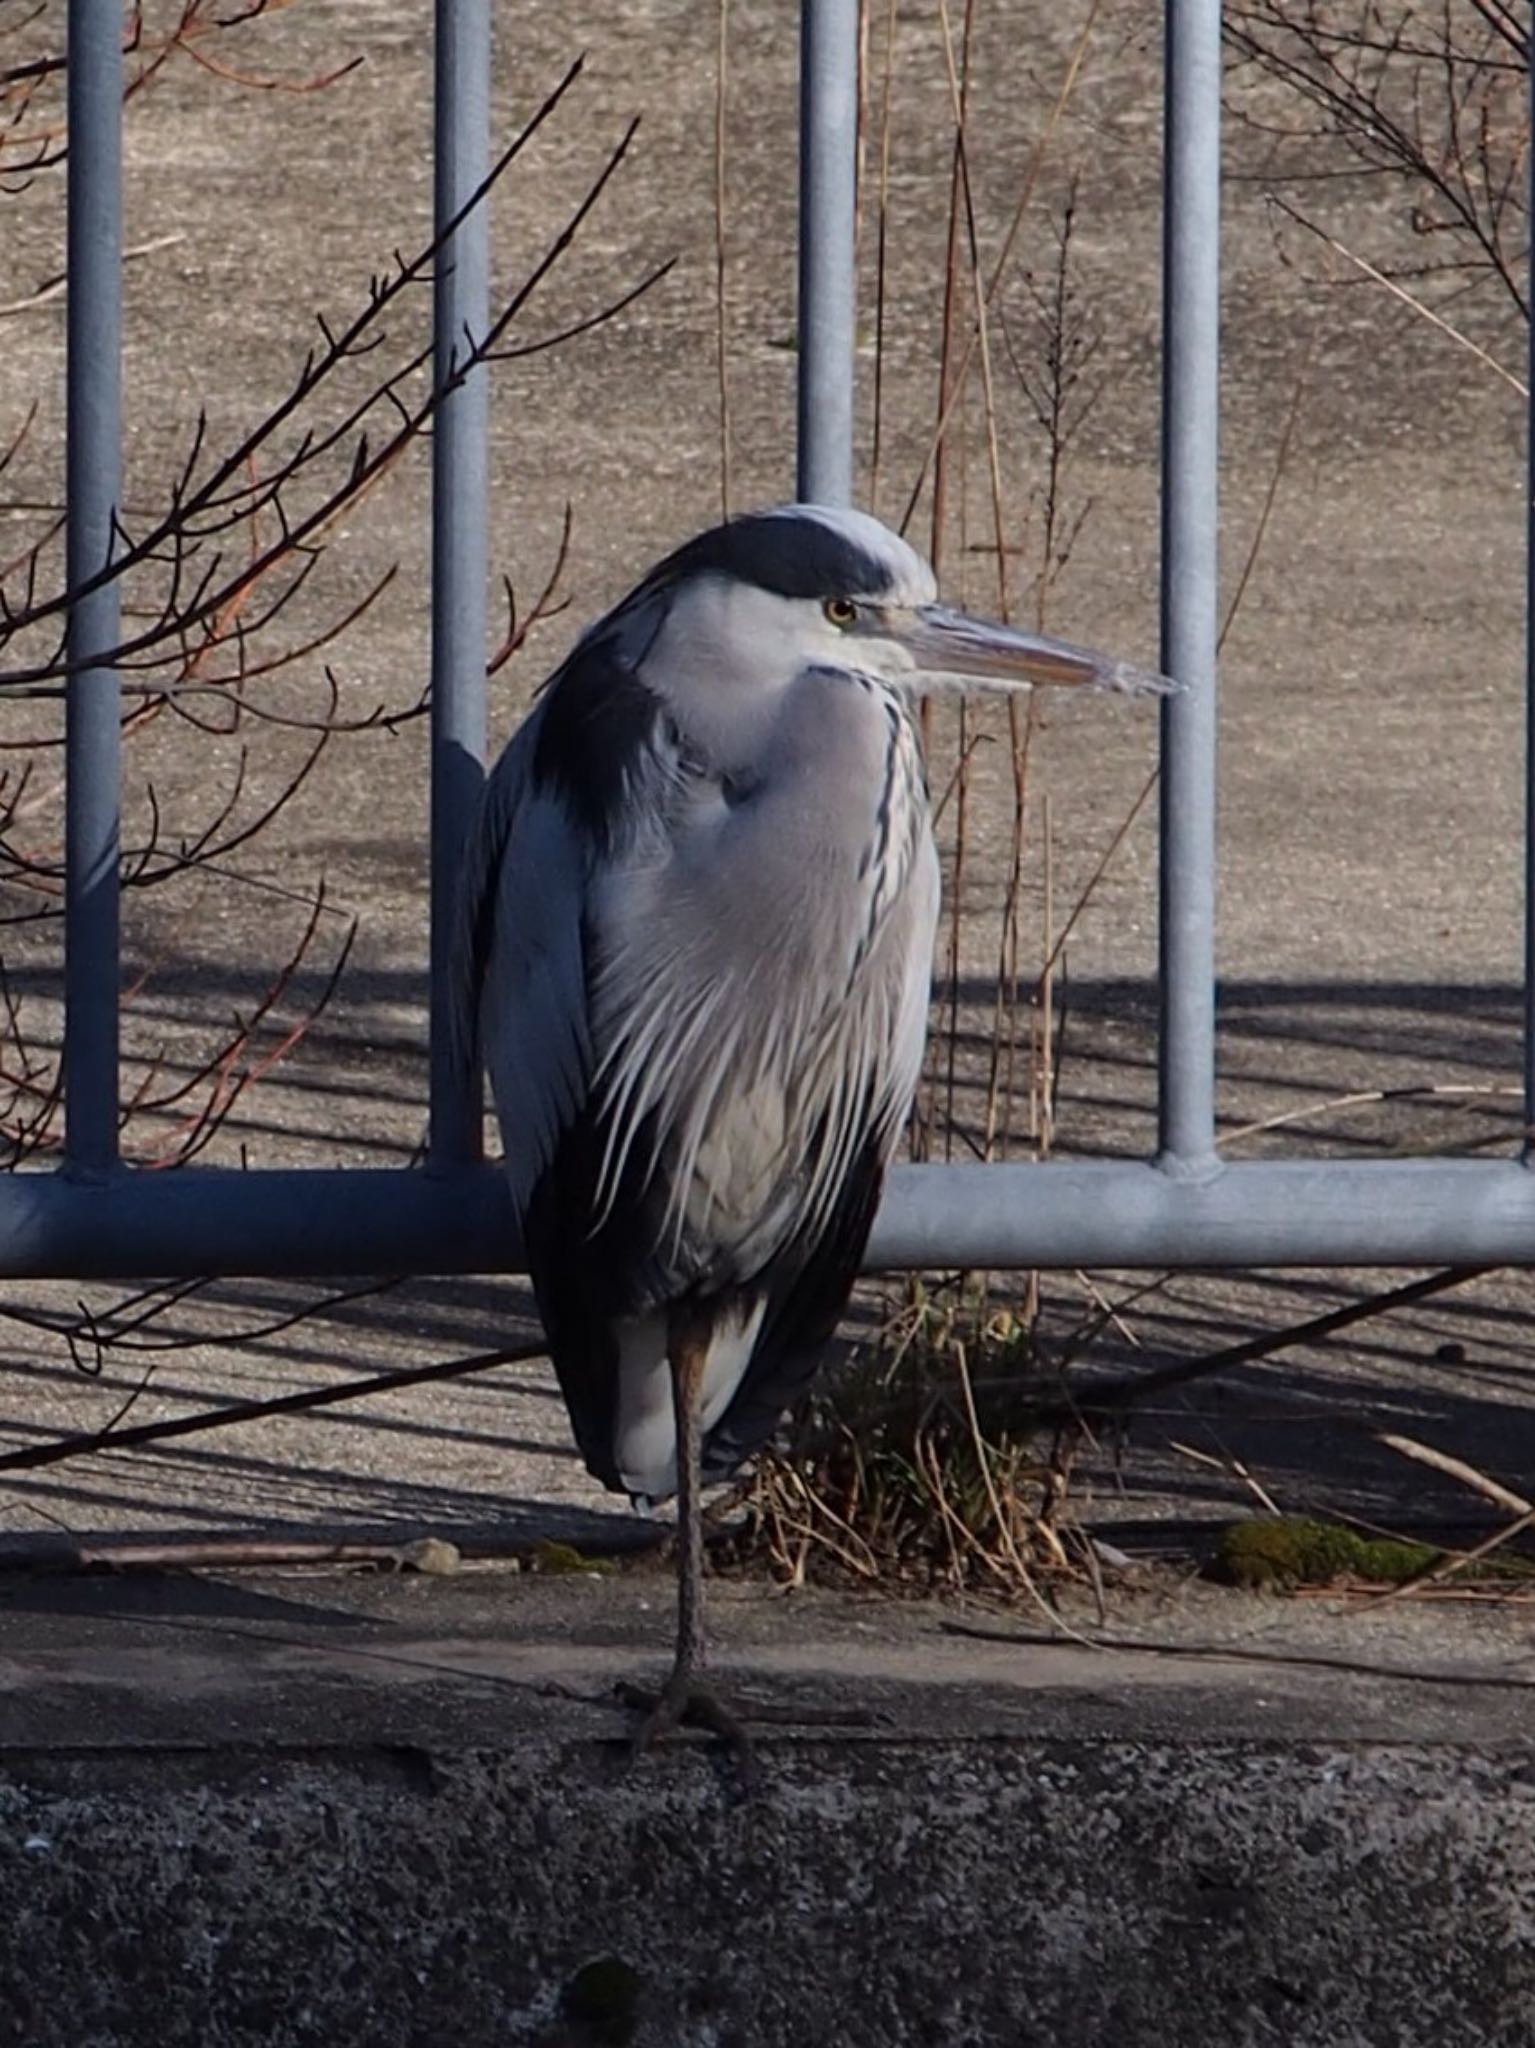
[898,605,1173,698]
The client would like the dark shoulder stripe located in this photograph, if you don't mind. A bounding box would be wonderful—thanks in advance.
[532,632,665,856]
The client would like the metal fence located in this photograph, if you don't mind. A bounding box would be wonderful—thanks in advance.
[13,0,1535,1282]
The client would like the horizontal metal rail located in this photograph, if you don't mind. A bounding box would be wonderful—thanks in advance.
[3,1160,1534,1279]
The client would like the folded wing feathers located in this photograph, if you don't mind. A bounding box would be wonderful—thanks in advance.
[587,854,921,1288]
[461,641,933,1342]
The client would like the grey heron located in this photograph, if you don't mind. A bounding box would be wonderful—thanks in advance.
[452,503,1165,1755]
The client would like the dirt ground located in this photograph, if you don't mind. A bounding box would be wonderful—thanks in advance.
[1,0,1533,1569]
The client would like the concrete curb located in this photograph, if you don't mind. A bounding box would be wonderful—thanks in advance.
[5,1565,1535,2047]
[4,1735,1535,2047]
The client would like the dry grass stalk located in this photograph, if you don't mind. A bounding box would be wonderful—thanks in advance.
[1269,197,1526,395]
[1379,1432,1532,1516]
[740,1282,1083,1598]
[1360,1433,1535,1606]
[1167,1437,1284,1517]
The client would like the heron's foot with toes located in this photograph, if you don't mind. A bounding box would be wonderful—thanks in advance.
[616,1675,757,1779]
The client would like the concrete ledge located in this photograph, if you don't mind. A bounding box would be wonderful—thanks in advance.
[9,1737,1535,2048]
[4,1570,1535,2046]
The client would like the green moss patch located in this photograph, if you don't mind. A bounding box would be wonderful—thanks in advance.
[1214,1515,1535,1592]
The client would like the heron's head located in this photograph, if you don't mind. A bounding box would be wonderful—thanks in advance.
[625,503,1171,712]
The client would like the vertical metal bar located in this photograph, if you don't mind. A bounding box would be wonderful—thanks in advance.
[796,0,859,506]
[64,0,124,1176]
[428,0,490,1170]
[1526,32,1535,1154]
[1157,0,1221,1170]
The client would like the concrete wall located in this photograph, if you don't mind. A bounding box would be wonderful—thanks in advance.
[5,1735,1535,2047]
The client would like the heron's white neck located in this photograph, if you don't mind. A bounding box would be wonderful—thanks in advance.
[635,577,828,770]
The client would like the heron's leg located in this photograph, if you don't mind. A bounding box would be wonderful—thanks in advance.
[669,1310,709,1686]
[626,1307,753,1774]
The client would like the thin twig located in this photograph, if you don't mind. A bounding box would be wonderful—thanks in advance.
[1031,1266,1494,1423]
[939,1617,1535,1691]
[0,233,186,318]
[5,1527,663,1574]
[1269,194,1526,394]
[898,0,1104,536]
[1378,1433,1531,1517]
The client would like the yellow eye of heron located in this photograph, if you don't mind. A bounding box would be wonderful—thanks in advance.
[823,597,858,629]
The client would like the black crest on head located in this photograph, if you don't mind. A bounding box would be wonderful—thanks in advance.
[640,509,893,604]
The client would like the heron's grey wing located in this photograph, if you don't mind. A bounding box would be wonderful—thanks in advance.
[699,828,940,1482]
[447,699,591,1218]
[467,626,696,1491]
[451,705,623,1487]
[697,1130,886,1484]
